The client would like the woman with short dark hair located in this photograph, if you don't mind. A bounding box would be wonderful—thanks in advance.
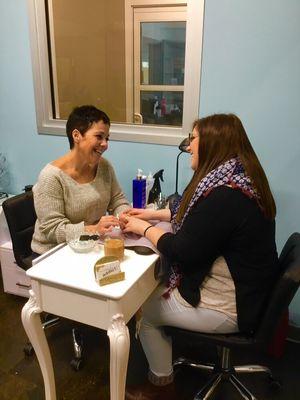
[32,105,129,255]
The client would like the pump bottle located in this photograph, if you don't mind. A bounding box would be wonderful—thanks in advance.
[132,169,146,208]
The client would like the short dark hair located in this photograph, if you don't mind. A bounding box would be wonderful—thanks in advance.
[66,105,110,149]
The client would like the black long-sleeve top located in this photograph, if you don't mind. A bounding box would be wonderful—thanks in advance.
[157,186,279,333]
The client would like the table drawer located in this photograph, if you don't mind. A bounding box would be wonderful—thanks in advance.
[0,247,31,297]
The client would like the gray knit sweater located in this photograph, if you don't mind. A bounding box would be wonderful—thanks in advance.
[31,158,130,254]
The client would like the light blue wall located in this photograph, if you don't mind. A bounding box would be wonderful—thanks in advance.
[1,1,300,323]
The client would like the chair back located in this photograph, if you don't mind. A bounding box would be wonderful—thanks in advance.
[2,191,37,270]
[255,232,300,346]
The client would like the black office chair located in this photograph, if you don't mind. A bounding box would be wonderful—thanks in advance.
[165,232,300,400]
[2,191,84,370]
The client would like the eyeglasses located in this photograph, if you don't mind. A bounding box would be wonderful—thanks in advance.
[188,132,198,144]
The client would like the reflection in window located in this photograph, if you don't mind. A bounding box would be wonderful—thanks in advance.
[48,2,186,127]
[48,0,126,122]
[140,91,183,126]
[141,22,186,86]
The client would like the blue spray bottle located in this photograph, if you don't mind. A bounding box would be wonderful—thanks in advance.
[132,169,146,208]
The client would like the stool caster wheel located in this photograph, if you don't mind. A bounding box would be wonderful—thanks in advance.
[70,357,83,371]
[24,342,34,357]
[269,376,282,392]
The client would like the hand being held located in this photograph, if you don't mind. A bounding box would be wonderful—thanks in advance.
[122,215,150,237]
[95,215,120,234]
[121,208,157,221]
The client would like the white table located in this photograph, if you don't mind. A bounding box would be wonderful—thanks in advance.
[21,243,159,400]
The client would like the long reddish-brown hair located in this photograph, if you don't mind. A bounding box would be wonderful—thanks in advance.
[176,114,276,221]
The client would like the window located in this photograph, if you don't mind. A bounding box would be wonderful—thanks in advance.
[27,0,204,145]
[134,10,186,126]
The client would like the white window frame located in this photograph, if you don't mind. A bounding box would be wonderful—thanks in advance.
[133,6,186,124]
[27,0,205,146]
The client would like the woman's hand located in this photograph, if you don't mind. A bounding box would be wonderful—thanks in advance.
[85,215,120,235]
[122,215,167,247]
[121,208,156,221]
[121,208,171,222]
[96,215,120,233]
[122,215,150,236]
[98,215,120,227]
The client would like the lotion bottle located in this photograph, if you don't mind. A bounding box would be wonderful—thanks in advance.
[132,169,146,208]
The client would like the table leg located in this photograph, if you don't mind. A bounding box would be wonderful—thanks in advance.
[21,290,56,400]
[107,313,130,400]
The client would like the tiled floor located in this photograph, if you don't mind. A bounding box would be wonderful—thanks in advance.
[1,274,300,400]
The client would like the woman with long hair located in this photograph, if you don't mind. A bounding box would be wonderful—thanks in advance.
[121,113,279,400]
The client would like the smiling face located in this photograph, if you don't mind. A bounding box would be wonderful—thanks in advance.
[188,127,200,170]
[73,120,110,164]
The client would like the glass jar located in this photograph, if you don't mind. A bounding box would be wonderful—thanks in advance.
[104,227,125,261]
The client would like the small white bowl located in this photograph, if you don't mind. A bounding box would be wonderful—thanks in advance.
[68,238,95,253]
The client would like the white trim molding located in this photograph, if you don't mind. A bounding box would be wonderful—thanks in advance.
[27,0,205,146]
